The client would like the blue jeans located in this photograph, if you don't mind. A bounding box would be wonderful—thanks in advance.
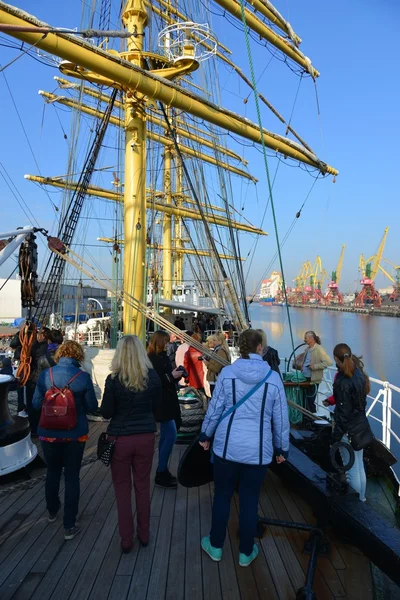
[158,420,177,472]
[339,436,367,502]
[41,441,85,529]
[210,454,268,556]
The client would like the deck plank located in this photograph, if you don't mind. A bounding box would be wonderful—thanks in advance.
[283,478,347,572]
[336,542,374,599]
[228,496,261,599]
[0,461,108,600]
[146,450,179,600]
[69,498,118,599]
[88,526,122,600]
[28,463,110,600]
[108,575,131,600]
[0,462,101,598]
[127,516,160,599]
[11,572,44,600]
[0,489,24,516]
[165,456,188,600]
[199,482,222,600]
[0,482,45,541]
[0,442,376,600]
[203,482,240,600]
[185,487,203,600]
[46,481,115,600]
[264,472,341,599]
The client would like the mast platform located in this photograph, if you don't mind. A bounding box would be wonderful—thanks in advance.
[0,428,373,600]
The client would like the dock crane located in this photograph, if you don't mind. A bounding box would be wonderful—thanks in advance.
[355,227,389,307]
[379,258,400,301]
[303,256,327,304]
[288,261,311,304]
[324,244,346,305]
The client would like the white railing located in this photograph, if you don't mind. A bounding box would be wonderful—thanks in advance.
[313,367,400,458]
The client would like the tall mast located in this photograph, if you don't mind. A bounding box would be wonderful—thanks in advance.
[174,162,184,286]
[121,0,147,339]
[162,140,173,304]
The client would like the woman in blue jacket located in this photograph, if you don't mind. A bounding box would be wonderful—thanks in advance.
[199,329,289,567]
[33,341,98,541]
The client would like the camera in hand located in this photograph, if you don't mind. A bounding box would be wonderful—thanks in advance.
[176,365,188,378]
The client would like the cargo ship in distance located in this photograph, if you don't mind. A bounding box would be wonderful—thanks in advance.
[258,270,282,304]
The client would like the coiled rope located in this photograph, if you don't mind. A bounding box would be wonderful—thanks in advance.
[15,322,37,386]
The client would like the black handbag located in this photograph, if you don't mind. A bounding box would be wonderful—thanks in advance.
[97,432,116,467]
[178,434,214,487]
[349,412,374,451]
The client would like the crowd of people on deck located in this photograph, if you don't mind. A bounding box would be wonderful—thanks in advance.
[2,322,373,565]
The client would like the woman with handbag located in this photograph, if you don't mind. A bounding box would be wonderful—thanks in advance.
[100,335,162,552]
[32,341,98,541]
[199,329,290,568]
[331,343,373,502]
[147,331,184,489]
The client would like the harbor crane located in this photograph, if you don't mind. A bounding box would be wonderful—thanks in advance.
[379,258,400,301]
[355,227,389,307]
[324,244,346,305]
[288,261,311,304]
[303,256,327,304]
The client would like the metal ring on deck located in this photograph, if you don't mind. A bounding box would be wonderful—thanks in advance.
[329,441,355,473]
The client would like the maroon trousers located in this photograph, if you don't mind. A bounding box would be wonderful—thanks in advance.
[110,433,155,548]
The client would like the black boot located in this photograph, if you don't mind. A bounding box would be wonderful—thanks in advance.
[155,470,178,488]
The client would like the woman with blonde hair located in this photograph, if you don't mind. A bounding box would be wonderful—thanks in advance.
[100,335,162,552]
[204,333,231,396]
[33,341,98,541]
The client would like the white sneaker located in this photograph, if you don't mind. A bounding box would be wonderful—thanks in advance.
[18,410,28,418]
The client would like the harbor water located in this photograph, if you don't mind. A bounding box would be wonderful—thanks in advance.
[250,303,399,387]
[251,303,400,466]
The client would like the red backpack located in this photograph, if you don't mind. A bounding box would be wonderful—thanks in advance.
[39,368,81,430]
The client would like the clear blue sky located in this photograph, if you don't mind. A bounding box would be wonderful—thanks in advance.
[0,0,399,294]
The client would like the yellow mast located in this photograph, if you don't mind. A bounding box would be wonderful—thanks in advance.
[121,0,147,338]
[98,239,245,261]
[0,0,339,338]
[0,3,338,175]
[24,175,265,234]
[37,92,255,180]
[162,139,173,304]
[174,162,184,285]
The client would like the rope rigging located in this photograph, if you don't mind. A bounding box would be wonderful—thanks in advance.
[158,100,249,330]
[35,87,118,323]
[239,0,297,355]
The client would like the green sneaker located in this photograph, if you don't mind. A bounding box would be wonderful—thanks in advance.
[239,544,259,567]
[201,536,222,562]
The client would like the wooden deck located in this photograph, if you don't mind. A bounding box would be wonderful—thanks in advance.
[0,425,374,600]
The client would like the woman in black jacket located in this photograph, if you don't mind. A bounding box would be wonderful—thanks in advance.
[100,335,162,552]
[331,343,373,502]
[147,331,183,489]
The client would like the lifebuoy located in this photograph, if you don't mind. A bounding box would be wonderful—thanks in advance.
[329,441,355,473]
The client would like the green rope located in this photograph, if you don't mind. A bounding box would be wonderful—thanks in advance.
[283,371,307,424]
[239,0,297,358]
